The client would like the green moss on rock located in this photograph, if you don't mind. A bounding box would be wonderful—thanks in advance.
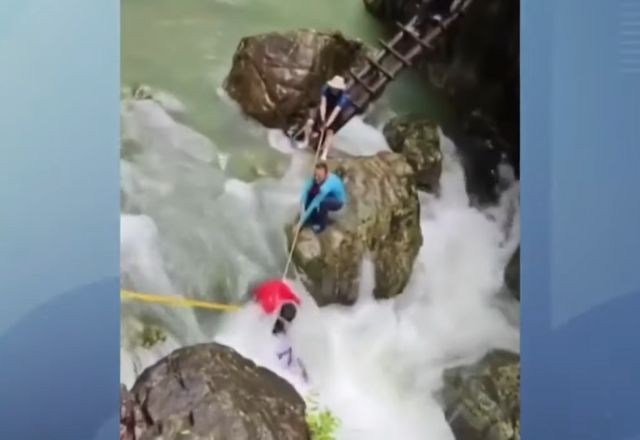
[441,350,520,440]
[138,324,167,349]
[287,152,422,305]
[383,116,443,194]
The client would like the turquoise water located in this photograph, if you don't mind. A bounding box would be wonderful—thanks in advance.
[122,0,445,164]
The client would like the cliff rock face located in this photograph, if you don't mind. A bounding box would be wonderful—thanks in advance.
[364,0,520,201]
[120,343,309,440]
[288,152,422,306]
[224,29,365,129]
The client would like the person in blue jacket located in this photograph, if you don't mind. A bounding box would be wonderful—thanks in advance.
[299,162,347,233]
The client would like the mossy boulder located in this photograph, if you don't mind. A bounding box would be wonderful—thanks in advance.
[287,152,422,306]
[224,30,365,129]
[383,116,443,194]
[440,350,520,440]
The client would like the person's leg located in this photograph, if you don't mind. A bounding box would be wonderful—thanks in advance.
[314,197,343,232]
[322,197,344,213]
[313,206,329,232]
[303,198,321,228]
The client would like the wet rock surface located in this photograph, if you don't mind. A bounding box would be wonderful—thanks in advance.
[224,29,365,129]
[120,343,309,440]
[383,116,443,194]
[440,350,520,440]
[288,152,422,306]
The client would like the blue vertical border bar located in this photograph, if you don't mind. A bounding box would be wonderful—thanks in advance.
[523,0,640,439]
[0,0,120,439]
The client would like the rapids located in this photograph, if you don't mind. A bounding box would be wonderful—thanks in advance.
[120,93,519,439]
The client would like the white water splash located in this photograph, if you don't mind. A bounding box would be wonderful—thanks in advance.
[120,101,519,439]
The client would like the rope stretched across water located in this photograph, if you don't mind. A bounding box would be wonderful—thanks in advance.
[281,128,326,279]
[122,129,327,312]
[121,289,241,312]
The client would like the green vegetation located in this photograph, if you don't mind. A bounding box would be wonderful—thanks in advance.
[305,394,340,440]
[138,324,167,348]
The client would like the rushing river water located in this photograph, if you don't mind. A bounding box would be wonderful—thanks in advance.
[122,0,450,176]
[120,0,519,439]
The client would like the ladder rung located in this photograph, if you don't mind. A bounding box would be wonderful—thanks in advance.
[349,70,379,96]
[371,76,387,97]
[395,21,435,50]
[350,98,366,112]
[386,29,407,47]
[352,61,381,83]
[354,63,372,78]
[367,57,396,79]
[378,39,413,66]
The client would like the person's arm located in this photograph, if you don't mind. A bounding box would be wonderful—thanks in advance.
[300,184,330,224]
[319,85,328,122]
[299,178,313,216]
[320,97,327,122]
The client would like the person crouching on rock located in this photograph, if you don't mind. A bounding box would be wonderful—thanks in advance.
[253,279,308,381]
[299,162,347,234]
[303,75,351,160]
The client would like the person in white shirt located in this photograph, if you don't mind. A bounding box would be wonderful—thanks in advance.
[272,303,308,382]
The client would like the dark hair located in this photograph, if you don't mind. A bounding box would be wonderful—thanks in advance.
[315,162,328,173]
[279,303,297,322]
[272,303,297,335]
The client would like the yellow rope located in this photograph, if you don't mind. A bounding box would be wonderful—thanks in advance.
[120,289,240,312]
[121,128,329,311]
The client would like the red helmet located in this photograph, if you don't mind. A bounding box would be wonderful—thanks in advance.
[253,279,301,315]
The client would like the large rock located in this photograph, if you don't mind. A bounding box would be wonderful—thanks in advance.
[504,247,519,301]
[120,343,309,440]
[440,350,520,440]
[224,29,365,129]
[288,152,422,306]
[383,116,442,194]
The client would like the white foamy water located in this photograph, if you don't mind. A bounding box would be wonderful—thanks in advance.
[120,99,519,440]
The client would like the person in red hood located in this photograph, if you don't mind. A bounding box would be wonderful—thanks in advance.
[253,279,308,380]
[254,279,300,314]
